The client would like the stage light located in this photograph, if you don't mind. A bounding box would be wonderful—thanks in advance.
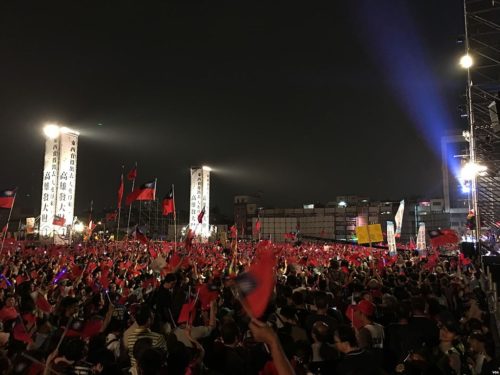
[202,165,212,172]
[74,222,84,233]
[459,54,473,69]
[43,124,60,139]
[460,162,487,180]
[60,127,80,135]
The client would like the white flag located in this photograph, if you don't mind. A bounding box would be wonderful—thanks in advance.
[395,200,405,237]
[416,222,426,253]
[387,221,397,255]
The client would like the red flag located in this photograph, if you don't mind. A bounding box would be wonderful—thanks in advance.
[126,181,156,205]
[117,174,124,209]
[178,298,197,325]
[428,228,459,248]
[0,189,16,209]
[35,295,52,313]
[197,284,219,310]
[255,218,261,233]
[106,212,118,222]
[235,248,276,318]
[230,225,238,239]
[127,167,137,181]
[52,215,66,226]
[162,188,175,217]
[134,227,148,244]
[197,206,205,224]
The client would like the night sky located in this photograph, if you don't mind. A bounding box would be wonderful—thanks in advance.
[0,0,467,217]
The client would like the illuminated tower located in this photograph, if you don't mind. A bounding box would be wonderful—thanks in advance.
[40,125,79,242]
[189,166,211,238]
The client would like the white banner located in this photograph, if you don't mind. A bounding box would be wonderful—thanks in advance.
[416,222,426,252]
[40,137,59,237]
[395,200,405,237]
[387,221,397,255]
[55,130,78,237]
[189,167,210,237]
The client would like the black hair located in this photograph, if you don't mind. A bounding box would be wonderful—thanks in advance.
[221,320,240,345]
[135,304,152,326]
[335,325,358,347]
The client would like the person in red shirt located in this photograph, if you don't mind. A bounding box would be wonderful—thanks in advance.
[0,295,18,323]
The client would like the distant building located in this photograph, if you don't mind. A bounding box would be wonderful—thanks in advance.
[235,195,456,243]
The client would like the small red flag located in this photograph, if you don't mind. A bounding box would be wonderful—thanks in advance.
[235,248,276,318]
[36,295,52,313]
[134,227,149,244]
[117,174,124,209]
[162,188,175,217]
[106,212,118,222]
[127,167,137,181]
[177,298,197,325]
[254,218,261,233]
[197,206,205,224]
[230,225,238,239]
[0,189,16,209]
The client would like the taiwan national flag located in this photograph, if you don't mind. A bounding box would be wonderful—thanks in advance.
[162,188,175,217]
[126,181,156,205]
[117,174,124,209]
[235,248,276,318]
[53,215,66,226]
[134,227,148,244]
[0,189,16,209]
[254,218,261,233]
[127,167,137,181]
[428,228,459,248]
[106,212,118,222]
[197,206,205,224]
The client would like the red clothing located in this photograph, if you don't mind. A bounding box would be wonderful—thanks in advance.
[0,306,17,322]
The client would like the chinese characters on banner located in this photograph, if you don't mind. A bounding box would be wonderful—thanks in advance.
[189,167,210,237]
[39,130,78,241]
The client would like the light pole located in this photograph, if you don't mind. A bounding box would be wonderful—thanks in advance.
[461,0,482,252]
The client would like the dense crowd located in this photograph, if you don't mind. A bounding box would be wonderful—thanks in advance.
[0,238,497,375]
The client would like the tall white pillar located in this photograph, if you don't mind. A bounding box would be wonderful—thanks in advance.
[40,125,79,242]
[189,166,210,238]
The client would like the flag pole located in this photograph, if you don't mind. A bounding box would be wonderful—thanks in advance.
[172,184,177,253]
[0,190,16,256]
[116,165,124,241]
[126,162,137,238]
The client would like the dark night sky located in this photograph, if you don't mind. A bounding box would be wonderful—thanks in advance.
[0,0,466,217]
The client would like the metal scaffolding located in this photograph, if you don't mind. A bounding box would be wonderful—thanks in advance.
[463,0,500,232]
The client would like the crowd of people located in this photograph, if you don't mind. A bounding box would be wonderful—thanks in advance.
[0,238,498,375]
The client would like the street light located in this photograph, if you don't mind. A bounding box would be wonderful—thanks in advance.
[460,54,473,69]
[202,165,212,172]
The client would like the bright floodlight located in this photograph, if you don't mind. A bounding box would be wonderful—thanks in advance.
[74,222,84,233]
[460,54,473,69]
[461,162,487,180]
[43,124,60,139]
[202,165,212,172]
[338,201,347,208]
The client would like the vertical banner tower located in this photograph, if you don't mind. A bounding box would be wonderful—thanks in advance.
[40,125,79,243]
[189,166,211,238]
